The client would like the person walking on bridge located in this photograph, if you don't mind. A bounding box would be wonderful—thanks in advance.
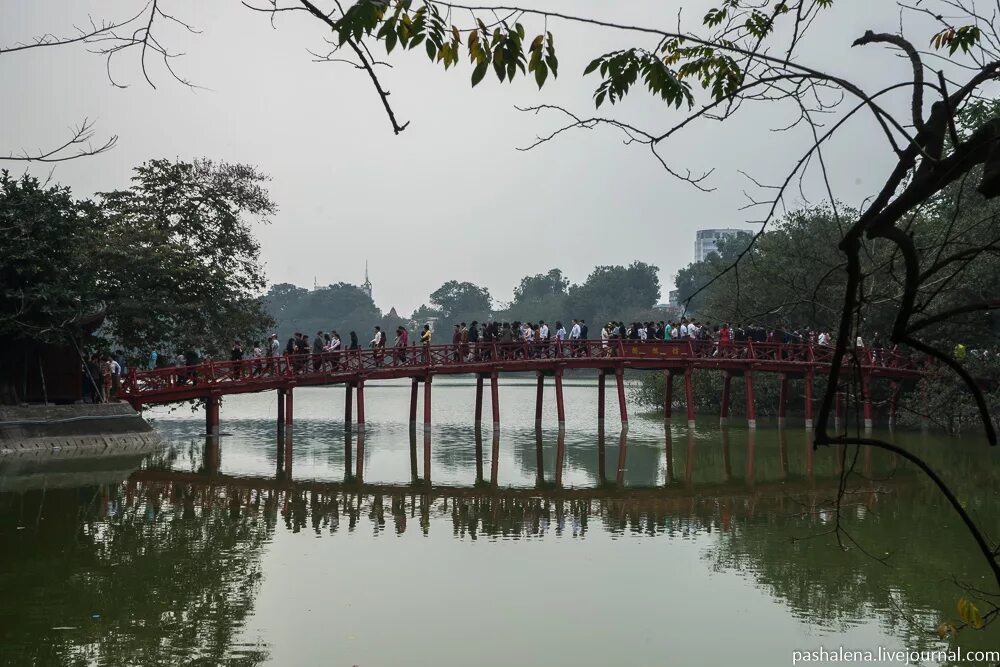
[312,332,325,371]
[420,324,432,363]
[394,326,409,365]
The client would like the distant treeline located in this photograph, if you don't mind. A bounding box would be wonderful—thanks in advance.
[264,261,667,343]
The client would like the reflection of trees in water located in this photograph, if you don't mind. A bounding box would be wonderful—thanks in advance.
[703,441,1000,658]
[0,483,271,666]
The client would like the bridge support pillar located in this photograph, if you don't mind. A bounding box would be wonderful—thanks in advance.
[744,371,756,429]
[355,430,365,482]
[409,426,419,484]
[474,427,484,485]
[423,376,432,427]
[490,428,500,486]
[285,388,294,430]
[554,428,566,487]
[684,369,695,428]
[597,426,607,486]
[804,372,814,429]
[597,371,606,426]
[777,373,788,428]
[720,371,731,425]
[356,380,366,431]
[423,428,432,484]
[664,371,673,420]
[205,394,220,436]
[475,375,485,426]
[490,372,500,429]
[862,373,873,430]
[615,368,628,428]
[616,429,628,486]
[344,383,353,429]
[410,379,419,424]
[277,388,286,433]
[535,373,544,425]
[554,369,566,426]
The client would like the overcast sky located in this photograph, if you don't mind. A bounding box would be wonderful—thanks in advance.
[3,1,919,315]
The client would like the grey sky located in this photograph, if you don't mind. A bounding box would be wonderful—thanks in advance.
[3,1,920,315]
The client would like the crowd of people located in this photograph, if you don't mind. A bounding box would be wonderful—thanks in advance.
[150,317,846,379]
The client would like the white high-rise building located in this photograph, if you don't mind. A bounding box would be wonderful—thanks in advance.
[694,228,746,262]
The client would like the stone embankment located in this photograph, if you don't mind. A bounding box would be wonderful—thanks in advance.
[0,403,160,454]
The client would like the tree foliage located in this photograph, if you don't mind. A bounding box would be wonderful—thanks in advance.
[0,160,276,364]
[97,159,276,355]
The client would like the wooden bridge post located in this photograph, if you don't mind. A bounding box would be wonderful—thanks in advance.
[664,426,674,485]
[423,428,432,484]
[861,373,873,430]
[355,429,365,482]
[616,429,628,486]
[344,383,353,429]
[597,425,607,486]
[490,428,500,486]
[664,370,673,420]
[410,379,419,424]
[285,388,294,430]
[684,368,695,428]
[720,371,732,425]
[777,373,789,428]
[597,371,606,425]
[205,394,221,436]
[615,367,629,427]
[409,425,419,484]
[804,371,814,429]
[474,426,484,485]
[534,428,545,486]
[356,379,366,431]
[534,372,544,426]
[554,369,566,426]
[490,372,500,429]
[423,375,432,427]
[475,374,485,426]
[555,427,566,487]
[276,388,286,434]
[744,371,757,429]
[282,427,293,480]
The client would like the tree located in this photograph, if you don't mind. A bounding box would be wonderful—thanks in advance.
[0,172,103,344]
[264,282,383,342]
[568,261,661,326]
[97,159,275,356]
[428,280,492,322]
[505,268,570,323]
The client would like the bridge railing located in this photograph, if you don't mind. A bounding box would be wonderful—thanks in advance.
[120,339,931,400]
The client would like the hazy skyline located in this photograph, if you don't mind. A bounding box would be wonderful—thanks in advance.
[4,1,915,315]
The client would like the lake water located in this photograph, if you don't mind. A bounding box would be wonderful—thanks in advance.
[2,379,999,666]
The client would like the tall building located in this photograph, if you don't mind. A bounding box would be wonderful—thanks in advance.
[360,261,373,301]
[694,228,746,262]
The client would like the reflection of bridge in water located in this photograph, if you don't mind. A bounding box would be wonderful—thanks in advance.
[121,341,927,439]
[132,424,906,509]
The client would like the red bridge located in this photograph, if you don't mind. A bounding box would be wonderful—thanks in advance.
[121,339,926,434]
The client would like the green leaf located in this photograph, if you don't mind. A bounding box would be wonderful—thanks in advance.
[471,60,489,87]
[534,61,548,88]
[584,57,602,75]
[426,39,436,60]
[385,29,397,53]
